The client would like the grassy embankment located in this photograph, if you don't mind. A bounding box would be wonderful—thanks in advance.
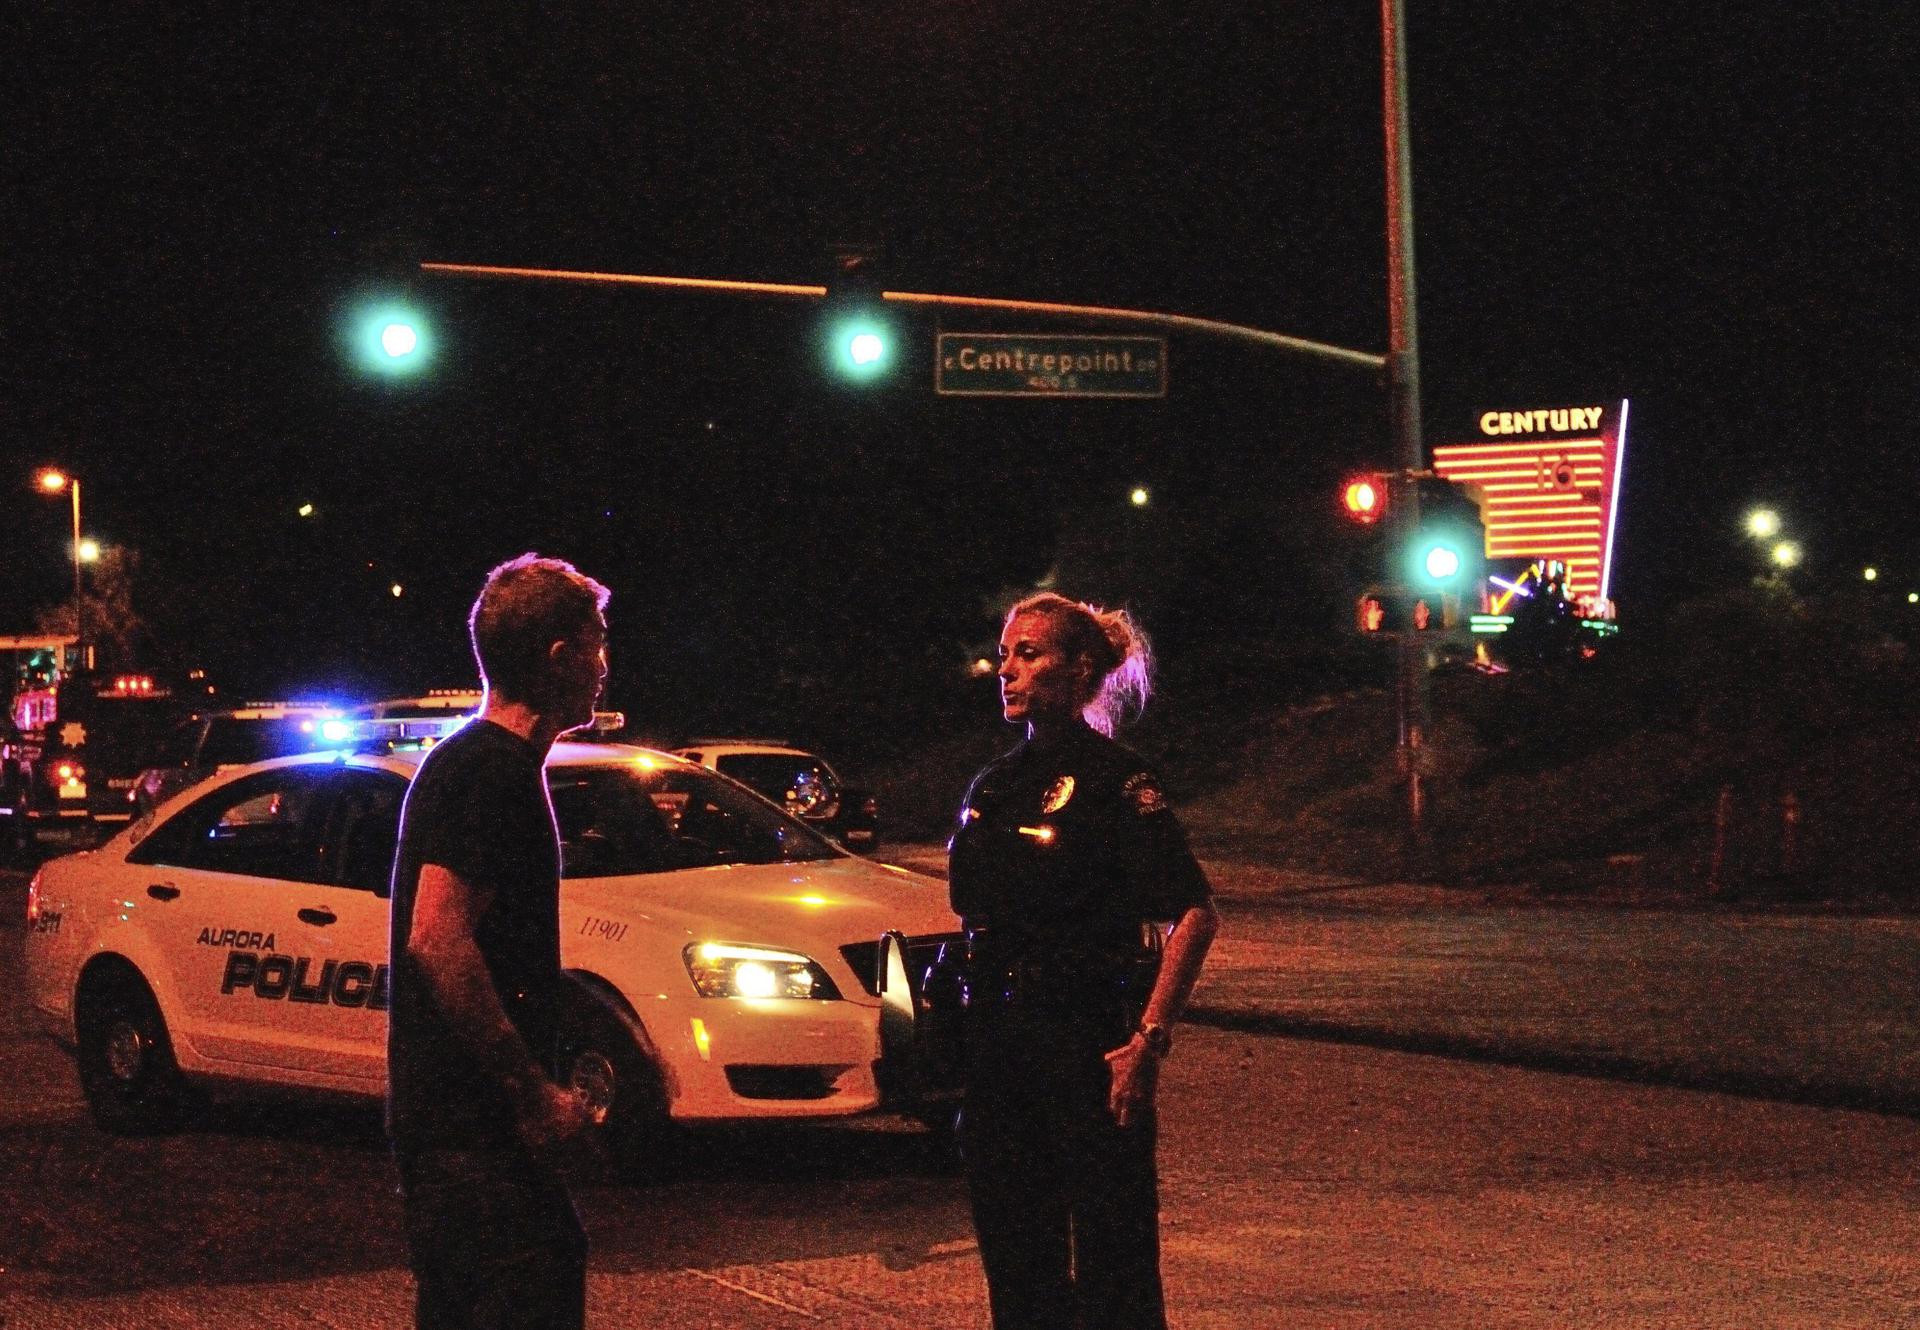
[872,586,1920,902]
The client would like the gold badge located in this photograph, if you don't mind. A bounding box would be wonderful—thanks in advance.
[1041,775,1075,814]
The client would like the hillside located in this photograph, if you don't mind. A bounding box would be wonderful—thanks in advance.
[872,585,1920,903]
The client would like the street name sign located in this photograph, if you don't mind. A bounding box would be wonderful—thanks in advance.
[936,333,1167,398]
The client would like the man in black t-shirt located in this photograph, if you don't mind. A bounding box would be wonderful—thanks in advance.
[388,553,609,1330]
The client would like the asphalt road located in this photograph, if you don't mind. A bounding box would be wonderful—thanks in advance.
[3,862,1919,1327]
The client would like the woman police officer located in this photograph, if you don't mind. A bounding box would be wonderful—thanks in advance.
[948,593,1219,1330]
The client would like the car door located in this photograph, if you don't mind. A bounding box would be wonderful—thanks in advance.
[129,765,339,1070]
[299,765,408,1082]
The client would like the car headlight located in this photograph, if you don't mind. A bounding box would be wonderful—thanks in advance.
[683,942,841,1000]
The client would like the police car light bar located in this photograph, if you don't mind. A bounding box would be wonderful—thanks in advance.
[344,714,475,752]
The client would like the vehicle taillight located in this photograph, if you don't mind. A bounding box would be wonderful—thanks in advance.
[862,796,878,815]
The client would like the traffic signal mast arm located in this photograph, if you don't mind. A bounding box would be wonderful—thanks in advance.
[417,261,1386,373]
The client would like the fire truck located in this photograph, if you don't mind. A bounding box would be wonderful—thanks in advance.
[1,635,186,856]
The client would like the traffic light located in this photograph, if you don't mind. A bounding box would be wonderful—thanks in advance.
[822,242,896,384]
[1341,473,1389,525]
[1344,471,1485,636]
[824,313,895,381]
[345,297,433,378]
[1355,589,1445,633]
[1404,475,1484,596]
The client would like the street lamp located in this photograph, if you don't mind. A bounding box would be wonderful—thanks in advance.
[1770,540,1802,569]
[34,468,84,668]
[1746,508,1781,539]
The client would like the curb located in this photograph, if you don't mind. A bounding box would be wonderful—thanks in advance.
[1184,1004,1920,1120]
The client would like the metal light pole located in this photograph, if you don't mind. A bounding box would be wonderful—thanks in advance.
[1382,0,1431,858]
[35,469,84,671]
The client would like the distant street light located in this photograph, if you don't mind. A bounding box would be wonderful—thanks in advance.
[298,502,316,518]
[77,539,101,563]
[390,583,405,598]
[1909,592,1918,605]
[33,468,85,665]
[1770,540,1802,569]
[1863,567,1878,581]
[1129,486,1151,508]
[1746,508,1782,539]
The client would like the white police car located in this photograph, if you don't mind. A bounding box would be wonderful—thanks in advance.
[23,720,961,1165]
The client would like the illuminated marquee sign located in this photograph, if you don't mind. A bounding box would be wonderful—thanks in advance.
[1431,399,1630,606]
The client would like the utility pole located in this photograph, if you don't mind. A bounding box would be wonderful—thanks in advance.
[1382,0,1431,866]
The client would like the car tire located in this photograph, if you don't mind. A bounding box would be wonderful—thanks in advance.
[556,995,671,1182]
[76,972,189,1135]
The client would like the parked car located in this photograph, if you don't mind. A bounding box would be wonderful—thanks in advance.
[25,725,960,1169]
[671,739,880,851]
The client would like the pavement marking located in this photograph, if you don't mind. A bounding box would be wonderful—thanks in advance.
[681,1267,820,1317]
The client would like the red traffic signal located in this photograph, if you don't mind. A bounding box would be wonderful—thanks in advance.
[1342,473,1388,524]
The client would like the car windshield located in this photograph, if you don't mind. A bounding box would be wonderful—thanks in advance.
[548,763,840,878]
[201,717,325,766]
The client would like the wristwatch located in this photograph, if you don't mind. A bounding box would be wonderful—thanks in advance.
[1136,1020,1173,1058]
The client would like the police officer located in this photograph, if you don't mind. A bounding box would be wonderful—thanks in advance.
[949,592,1220,1330]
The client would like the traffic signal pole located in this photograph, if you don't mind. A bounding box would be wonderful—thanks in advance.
[1382,0,1432,866]
[427,10,1431,859]
[417,263,1387,373]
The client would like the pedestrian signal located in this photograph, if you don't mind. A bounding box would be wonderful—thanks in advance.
[1355,589,1457,634]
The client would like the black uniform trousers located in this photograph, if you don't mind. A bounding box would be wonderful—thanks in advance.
[961,997,1167,1330]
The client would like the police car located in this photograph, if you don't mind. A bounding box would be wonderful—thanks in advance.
[23,718,962,1164]
[132,701,347,816]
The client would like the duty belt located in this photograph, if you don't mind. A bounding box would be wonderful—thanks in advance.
[959,935,1153,1011]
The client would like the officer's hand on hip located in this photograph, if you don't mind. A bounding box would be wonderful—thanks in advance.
[1104,1032,1162,1128]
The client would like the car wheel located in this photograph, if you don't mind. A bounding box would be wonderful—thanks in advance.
[557,997,671,1181]
[76,973,188,1135]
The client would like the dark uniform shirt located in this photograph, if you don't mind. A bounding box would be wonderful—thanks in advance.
[387,718,563,1153]
[948,723,1211,967]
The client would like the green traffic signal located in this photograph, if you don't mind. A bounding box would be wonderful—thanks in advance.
[825,313,894,382]
[1406,476,1482,589]
[1421,542,1463,582]
[346,299,433,378]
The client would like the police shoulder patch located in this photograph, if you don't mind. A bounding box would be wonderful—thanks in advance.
[1122,770,1168,816]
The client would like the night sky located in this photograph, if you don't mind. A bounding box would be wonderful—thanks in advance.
[6,4,1914,727]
